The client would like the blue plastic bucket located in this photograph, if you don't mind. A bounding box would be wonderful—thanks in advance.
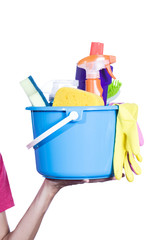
[26,106,118,179]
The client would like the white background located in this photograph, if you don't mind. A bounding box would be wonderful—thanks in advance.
[0,0,159,239]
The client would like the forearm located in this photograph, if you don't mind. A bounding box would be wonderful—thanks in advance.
[3,180,59,240]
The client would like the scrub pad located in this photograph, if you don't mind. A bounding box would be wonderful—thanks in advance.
[52,87,104,106]
[20,76,49,106]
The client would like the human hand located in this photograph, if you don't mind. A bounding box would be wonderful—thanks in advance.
[44,174,124,193]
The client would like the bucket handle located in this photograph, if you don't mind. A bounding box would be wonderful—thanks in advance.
[27,111,79,149]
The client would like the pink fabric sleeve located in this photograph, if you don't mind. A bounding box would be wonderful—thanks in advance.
[0,153,14,213]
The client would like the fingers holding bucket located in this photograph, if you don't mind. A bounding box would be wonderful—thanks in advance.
[82,174,125,183]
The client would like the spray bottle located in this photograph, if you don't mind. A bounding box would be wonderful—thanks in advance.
[76,42,116,104]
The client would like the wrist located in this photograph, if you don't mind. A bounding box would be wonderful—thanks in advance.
[43,179,61,198]
[33,180,60,216]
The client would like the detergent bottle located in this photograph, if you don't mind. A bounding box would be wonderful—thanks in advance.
[76,42,116,104]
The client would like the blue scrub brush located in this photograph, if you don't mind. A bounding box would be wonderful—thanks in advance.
[20,76,49,106]
[107,79,122,103]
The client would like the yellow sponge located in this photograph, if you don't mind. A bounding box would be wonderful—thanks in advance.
[52,87,104,106]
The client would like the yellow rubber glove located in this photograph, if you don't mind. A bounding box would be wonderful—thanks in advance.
[113,103,142,182]
[124,138,142,182]
[119,103,142,163]
[113,116,126,180]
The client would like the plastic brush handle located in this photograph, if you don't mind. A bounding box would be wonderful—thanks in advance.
[27,111,79,149]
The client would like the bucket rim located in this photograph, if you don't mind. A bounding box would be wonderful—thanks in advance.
[26,105,119,111]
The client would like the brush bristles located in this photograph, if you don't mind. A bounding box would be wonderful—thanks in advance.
[108,80,122,99]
